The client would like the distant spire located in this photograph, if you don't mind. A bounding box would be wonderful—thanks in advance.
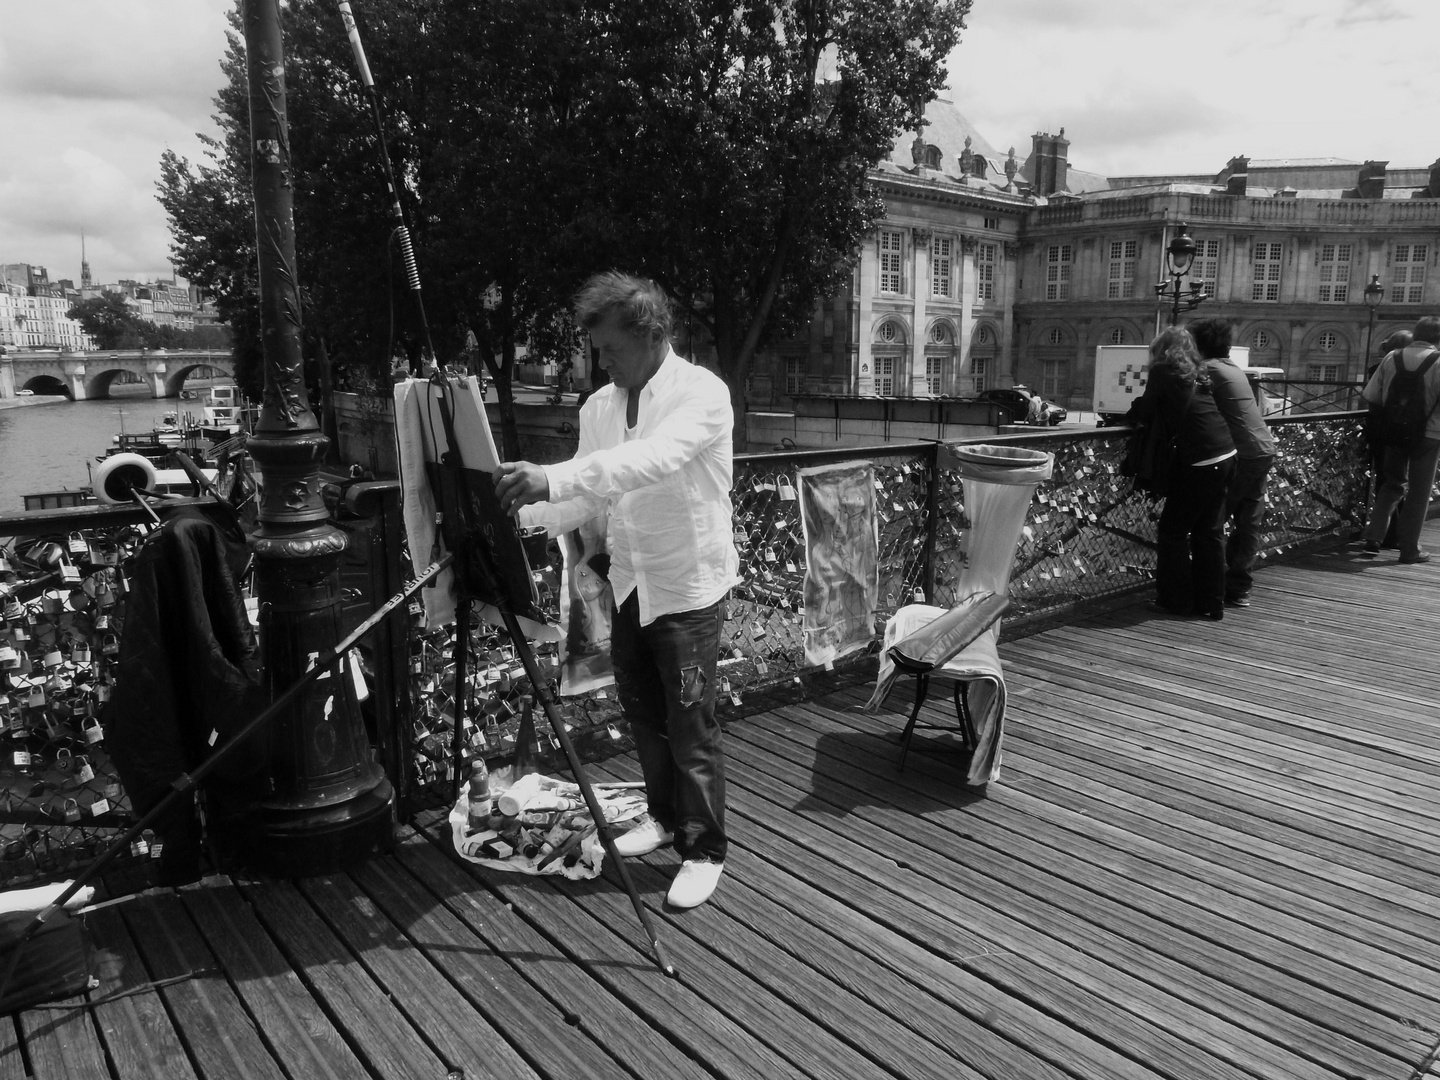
[80,231,92,289]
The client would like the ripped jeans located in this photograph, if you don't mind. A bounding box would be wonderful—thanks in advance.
[611,591,727,862]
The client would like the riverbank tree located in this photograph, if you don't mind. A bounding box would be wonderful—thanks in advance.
[157,0,969,456]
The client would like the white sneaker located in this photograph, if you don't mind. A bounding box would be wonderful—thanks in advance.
[612,815,674,857]
[666,859,724,909]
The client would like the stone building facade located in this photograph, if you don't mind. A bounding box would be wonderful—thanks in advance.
[761,99,1440,414]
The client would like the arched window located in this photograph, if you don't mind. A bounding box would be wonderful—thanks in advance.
[1110,328,1126,345]
[877,321,899,344]
[1047,327,1064,345]
[929,322,954,345]
[1318,331,1337,351]
[1253,330,1270,350]
[976,326,992,345]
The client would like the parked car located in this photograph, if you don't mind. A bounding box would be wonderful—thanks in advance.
[976,386,1067,426]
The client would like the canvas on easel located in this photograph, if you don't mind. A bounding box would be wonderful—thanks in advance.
[393,376,552,633]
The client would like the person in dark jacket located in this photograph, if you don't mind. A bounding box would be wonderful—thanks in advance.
[1189,317,1277,607]
[1128,327,1237,619]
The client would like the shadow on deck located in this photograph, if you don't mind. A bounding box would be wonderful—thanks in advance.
[7,525,1440,1080]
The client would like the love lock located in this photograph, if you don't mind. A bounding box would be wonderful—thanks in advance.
[82,717,104,745]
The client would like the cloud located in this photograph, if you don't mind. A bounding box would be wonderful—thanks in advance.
[0,2,232,283]
[1336,0,1411,26]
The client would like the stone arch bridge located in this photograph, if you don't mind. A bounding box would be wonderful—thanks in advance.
[0,348,234,400]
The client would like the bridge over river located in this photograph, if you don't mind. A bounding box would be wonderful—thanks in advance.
[0,347,234,399]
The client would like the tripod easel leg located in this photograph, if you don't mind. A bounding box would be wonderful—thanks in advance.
[494,607,678,979]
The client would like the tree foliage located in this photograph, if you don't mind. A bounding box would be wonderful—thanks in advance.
[66,291,231,352]
[157,0,969,455]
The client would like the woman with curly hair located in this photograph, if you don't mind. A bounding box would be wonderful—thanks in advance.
[1128,327,1237,619]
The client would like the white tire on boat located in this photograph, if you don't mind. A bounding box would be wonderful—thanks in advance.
[93,453,157,504]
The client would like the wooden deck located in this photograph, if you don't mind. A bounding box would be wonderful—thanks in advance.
[6,524,1440,1080]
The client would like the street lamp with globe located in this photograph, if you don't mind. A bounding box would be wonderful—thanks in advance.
[1155,222,1208,326]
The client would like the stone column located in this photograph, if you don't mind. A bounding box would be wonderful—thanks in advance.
[856,238,876,394]
[910,229,931,395]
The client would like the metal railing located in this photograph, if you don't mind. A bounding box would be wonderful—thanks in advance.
[0,413,1378,883]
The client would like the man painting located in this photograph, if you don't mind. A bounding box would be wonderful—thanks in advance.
[494,271,739,909]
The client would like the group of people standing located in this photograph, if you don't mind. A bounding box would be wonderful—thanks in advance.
[1130,314,1440,620]
[1126,318,1276,620]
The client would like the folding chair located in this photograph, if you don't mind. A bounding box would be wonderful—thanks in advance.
[865,444,1053,785]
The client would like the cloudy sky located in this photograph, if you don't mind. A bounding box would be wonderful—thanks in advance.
[2,0,1436,287]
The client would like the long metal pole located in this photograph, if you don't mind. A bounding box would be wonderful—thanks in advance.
[238,0,393,873]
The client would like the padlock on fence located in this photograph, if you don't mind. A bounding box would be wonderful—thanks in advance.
[42,648,63,670]
[72,642,91,665]
[0,644,18,670]
[62,798,81,824]
[67,533,87,558]
[101,633,120,656]
[75,756,95,784]
[83,717,104,745]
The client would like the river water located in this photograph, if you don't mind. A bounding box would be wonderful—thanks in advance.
[0,389,207,512]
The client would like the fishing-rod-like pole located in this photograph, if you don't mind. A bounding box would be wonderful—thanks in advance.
[336,1,437,369]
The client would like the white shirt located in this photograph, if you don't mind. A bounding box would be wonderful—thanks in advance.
[519,348,740,625]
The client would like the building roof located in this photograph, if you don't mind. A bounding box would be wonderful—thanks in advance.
[889,97,1006,175]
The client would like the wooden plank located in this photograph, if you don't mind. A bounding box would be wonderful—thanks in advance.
[294,862,563,1080]
[795,693,1440,1008]
[234,878,453,1080]
[0,1016,22,1080]
[410,819,901,1080]
[17,998,110,1080]
[87,904,198,1080]
[383,834,717,1080]
[713,708,1421,1078]
[122,887,289,1080]
[395,829,816,1080]
[577,763,1129,1080]
[584,759,1233,1080]
[178,882,374,1080]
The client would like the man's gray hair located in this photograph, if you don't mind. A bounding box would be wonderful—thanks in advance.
[574,271,673,342]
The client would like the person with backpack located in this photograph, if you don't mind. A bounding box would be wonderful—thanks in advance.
[1359,316,1440,563]
[1363,329,1414,549]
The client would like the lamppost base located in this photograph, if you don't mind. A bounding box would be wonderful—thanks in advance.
[230,766,395,877]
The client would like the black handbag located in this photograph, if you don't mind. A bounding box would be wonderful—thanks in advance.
[1120,387,1193,498]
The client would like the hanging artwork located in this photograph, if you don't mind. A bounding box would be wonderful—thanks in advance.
[557,514,615,696]
[797,461,879,666]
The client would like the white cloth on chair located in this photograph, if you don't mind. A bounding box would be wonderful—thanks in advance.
[866,600,1007,786]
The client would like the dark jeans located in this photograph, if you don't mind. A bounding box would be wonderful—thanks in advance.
[611,592,727,862]
[1224,454,1274,600]
[1364,438,1440,559]
[1157,457,1236,616]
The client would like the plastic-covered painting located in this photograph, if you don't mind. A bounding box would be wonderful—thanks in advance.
[798,461,879,666]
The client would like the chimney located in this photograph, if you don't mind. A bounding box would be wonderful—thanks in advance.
[1030,129,1071,196]
[1357,160,1388,200]
[1427,158,1440,198]
[1224,155,1249,196]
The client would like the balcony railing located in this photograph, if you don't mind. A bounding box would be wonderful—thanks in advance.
[0,413,1377,885]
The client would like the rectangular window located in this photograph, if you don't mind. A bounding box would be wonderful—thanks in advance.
[969,356,989,396]
[977,243,997,301]
[784,357,804,396]
[875,355,895,395]
[1317,242,1352,303]
[1308,363,1342,382]
[1045,244,1072,301]
[1251,242,1283,302]
[1041,360,1063,399]
[1106,240,1137,300]
[983,216,999,230]
[925,356,943,395]
[931,236,952,299]
[1391,243,1428,304]
[1193,239,1220,297]
[879,231,904,294]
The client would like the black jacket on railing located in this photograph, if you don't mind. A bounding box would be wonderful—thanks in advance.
[104,507,266,885]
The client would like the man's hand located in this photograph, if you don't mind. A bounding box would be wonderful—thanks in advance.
[494,461,549,516]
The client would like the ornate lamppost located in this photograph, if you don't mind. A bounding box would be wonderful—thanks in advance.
[1363,273,1384,371]
[1155,222,1208,325]
[235,0,393,874]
